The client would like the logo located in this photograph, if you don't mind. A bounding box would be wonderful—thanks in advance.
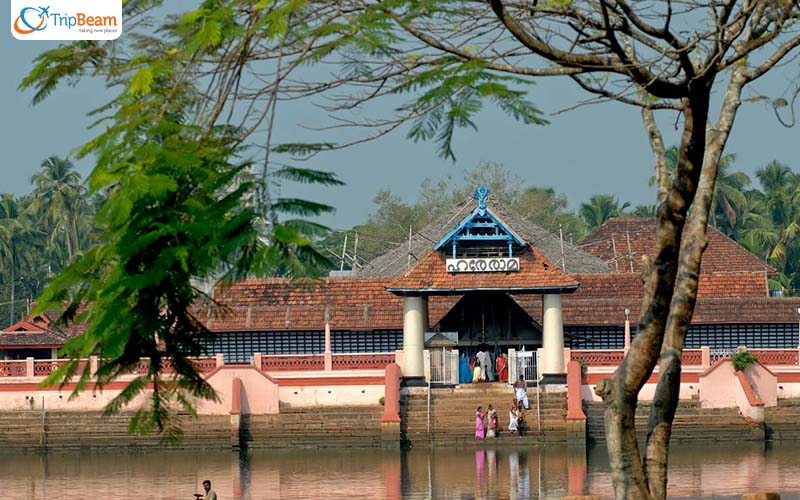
[13,6,49,35]
[11,0,122,40]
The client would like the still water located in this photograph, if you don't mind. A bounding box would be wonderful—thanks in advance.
[1,443,799,500]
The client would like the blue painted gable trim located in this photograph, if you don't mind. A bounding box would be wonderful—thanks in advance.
[433,205,526,251]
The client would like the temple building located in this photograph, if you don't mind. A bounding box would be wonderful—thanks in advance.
[3,187,800,380]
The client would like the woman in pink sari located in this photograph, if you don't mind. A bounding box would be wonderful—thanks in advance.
[475,406,486,439]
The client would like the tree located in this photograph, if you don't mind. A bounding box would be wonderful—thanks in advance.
[21,1,800,492]
[22,34,343,438]
[513,186,586,241]
[579,194,630,231]
[740,161,800,293]
[650,146,751,236]
[322,162,585,267]
[0,194,41,326]
[29,156,88,268]
[631,204,657,217]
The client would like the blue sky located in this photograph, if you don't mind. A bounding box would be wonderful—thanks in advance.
[2,10,799,229]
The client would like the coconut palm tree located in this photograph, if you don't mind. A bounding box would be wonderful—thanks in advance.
[710,154,751,237]
[28,156,87,268]
[650,146,750,234]
[0,194,41,325]
[740,161,800,293]
[579,194,630,231]
[631,204,657,217]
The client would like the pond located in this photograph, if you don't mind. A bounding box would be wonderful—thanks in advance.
[1,443,799,499]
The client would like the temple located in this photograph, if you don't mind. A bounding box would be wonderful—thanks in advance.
[3,187,800,384]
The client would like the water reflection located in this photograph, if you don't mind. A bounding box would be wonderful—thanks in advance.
[2,443,800,499]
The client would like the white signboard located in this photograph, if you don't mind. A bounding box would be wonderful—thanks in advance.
[11,0,122,40]
[446,257,520,273]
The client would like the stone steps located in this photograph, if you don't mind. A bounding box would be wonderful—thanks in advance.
[400,387,569,446]
[0,407,386,450]
[584,401,763,444]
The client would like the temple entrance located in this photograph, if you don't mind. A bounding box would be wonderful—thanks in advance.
[434,291,541,353]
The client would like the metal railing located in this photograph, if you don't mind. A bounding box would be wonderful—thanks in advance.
[428,348,457,384]
[515,350,538,383]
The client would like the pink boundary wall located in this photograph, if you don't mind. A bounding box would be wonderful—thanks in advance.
[196,365,280,415]
[575,352,794,426]
[0,353,399,415]
[2,348,800,414]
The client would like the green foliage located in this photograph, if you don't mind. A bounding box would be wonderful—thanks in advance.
[579,195,630,231]
[577,359,587,375]
[731,351,758,372]
[0,193,51,325]
[319,162,586,267]
[18,1,342,436]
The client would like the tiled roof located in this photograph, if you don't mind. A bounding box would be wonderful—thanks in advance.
[207,278,463,331]
[356,194,610,277]
[0,313,70,347]
[561,297,800,326]
[579,217,774,275]
[387,245,579,294]
[571,272,767,299]
[208,278,403,331]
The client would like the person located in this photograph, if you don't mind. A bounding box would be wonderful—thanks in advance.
[472,359,482,383]
[496,353,508,383]
[507,399,518,435]
[201,480,217,500]
[515,403,527,437]
[475,406,486,439]
[485,349,496,382]
[459,351,472,384]
[476,347,491,382]
[486,404,498,438]
[513,375,529,409]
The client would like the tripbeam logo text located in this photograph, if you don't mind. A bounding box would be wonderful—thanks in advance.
[11,0,122,40]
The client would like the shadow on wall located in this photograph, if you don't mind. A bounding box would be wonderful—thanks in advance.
[198,366,280,415]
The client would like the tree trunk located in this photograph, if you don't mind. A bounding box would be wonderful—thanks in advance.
[643,69,747,500]
[596,82,712,500]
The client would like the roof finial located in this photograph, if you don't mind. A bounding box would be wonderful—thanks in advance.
[473,186,489,215]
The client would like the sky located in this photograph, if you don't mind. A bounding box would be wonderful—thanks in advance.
[2,8,799,230]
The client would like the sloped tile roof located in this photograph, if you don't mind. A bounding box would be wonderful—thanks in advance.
[208,278,402,331]
[386,245,578,294]
[571,272,767,300]
[0,313,70,347]
[579,217,774,275]
[561,297,800,326]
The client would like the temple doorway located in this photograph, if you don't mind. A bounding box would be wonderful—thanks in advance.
[433,291,541,354]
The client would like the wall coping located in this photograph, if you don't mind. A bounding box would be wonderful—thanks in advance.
[204,364,278,384]
[735,371,765,407]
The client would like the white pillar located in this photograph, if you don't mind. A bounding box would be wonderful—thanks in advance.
[624,319,631,351]
[324,321,332,371]
[541,294,565,375]
[402,296,427,379]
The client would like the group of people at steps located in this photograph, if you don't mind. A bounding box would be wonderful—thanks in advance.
[459,346,509,384]
[475,376,531,439]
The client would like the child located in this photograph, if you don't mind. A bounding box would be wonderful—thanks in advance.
[472,359,482,383]
[516,403,527,437]
[508,399,518,435]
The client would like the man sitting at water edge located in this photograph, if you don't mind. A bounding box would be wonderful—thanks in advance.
[201,479,217,500]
